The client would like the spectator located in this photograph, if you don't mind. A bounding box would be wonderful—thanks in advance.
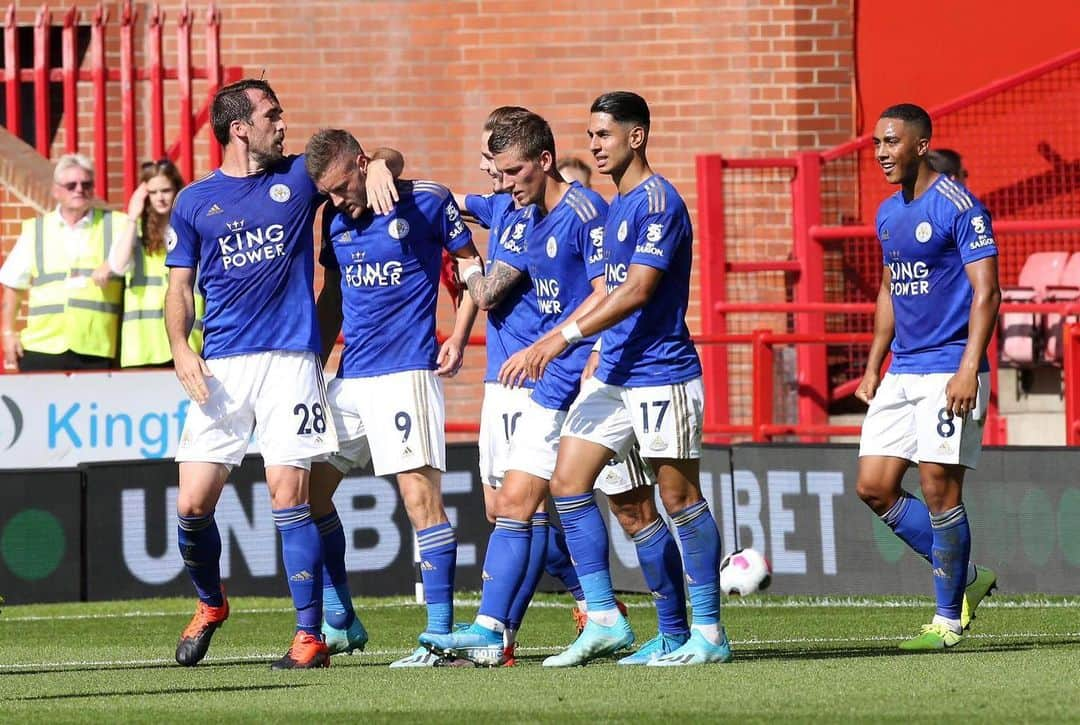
[557,156,593,188]
[927,148,968,183]
[1,154,127,371]
[96,159,202,368]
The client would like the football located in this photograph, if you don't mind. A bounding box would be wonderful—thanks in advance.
[719,547,772,596]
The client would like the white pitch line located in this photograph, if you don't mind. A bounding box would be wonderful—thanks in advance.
[1,632,1078,672]
[3,597,1078,623]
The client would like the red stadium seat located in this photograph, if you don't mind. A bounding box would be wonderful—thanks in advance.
[1043,252,1080,364]
[1000,251,1070,365]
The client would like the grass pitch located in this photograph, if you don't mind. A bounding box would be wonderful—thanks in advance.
[2,593,1079,723]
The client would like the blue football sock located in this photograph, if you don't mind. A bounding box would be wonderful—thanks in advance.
[477,518,531,627]
[315,510,355,630]
[930,504,971,622]
[177,512,223,607]
[273,505,324,636]
[632,517,689,636]
[417,522,457,634]
[544,523,584,602]
[880,490,933,562]
[554,493,617,614]
[671,499,722,628]
[506,513,550,631]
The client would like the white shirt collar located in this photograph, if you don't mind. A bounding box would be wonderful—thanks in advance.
[53,206,96,230]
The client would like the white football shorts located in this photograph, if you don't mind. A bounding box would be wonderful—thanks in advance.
[478,382,533,488]
[859,371,989,469]
[323,369,446,476]
[176,350,337,469]
[562,375,704,461]
[593,445,656,497]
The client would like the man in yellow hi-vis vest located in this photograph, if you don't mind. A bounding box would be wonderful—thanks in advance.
[1,154,127,371]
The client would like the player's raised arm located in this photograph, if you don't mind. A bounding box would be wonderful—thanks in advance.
[436,196,481,377]
[855,265,896,405]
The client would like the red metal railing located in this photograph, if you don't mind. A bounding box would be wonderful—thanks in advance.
[1,1,240,202]
[697,47,1080,446]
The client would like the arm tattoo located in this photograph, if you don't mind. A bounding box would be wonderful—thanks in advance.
[466,260,524,309]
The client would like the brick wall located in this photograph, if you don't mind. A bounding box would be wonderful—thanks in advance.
[1,0,855,427]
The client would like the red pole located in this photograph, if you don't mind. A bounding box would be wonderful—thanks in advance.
[91,2,107,200]
[791,151,828,441]
[206,3,222,169]
[1065,323,1080,447]
[33,3,51,157]
[751,329,774,443]
[3,5,20,137]
[984,327,1007,445]
[120,0,136,201]
[696,154,730,441]
[149,3,165,160]
[177,1,194,183]
[61,5,77,153]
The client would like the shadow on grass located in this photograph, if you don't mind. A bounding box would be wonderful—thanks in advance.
[733,637,1080,662]
[0,658,280,677]
[5,683,310,702]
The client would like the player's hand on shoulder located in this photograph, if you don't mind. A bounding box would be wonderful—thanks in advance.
[854,370,880,405]
[436,336,465,378]
[172,345,214,404]
[366,159,399,215]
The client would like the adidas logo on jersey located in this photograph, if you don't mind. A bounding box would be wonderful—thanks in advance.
[206,203,224,216]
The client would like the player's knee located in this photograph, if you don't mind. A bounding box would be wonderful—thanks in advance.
[658,482,700,515]
[176,495,213,518]
[609,500,654,536]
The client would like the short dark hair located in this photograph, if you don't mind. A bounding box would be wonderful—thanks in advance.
[557,156,591,178]
[928,148,963,177]
[590,91,651,130]
[304,129,364,180]
[487,111,556,162]
[483,106,531,133]
[211,79,279,147]
[879,103,932,140]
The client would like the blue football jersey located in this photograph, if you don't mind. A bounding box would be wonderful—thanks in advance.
[321,180,472,378]
[166,155,322,359]
[502,183,607,410]
[877,175,998,373]
[597,175,702,387]
[465,192,541,386]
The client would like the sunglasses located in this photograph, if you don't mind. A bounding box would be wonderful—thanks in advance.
[59,180,93,191]
[141,158,174,172]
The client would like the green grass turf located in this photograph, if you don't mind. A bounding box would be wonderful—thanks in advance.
[2,593,1079,723]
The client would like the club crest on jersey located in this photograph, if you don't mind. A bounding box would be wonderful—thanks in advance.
[617,220,628,242]
[546,236,558,258]
[388,218,410,240]
[915,221,933,243]
[164,225,178,252]
[269,183,291,203]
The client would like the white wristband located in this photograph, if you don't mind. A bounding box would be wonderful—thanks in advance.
[463,265,483,282]
[561,321,584,344]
